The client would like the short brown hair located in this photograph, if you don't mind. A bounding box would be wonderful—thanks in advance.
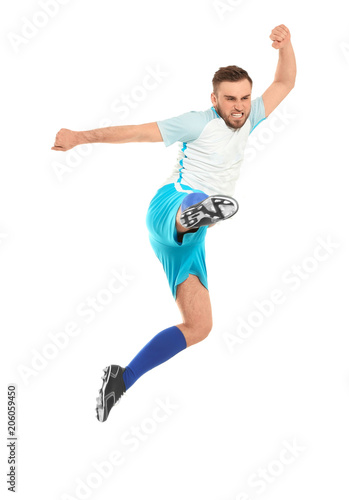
[212,65,253,93]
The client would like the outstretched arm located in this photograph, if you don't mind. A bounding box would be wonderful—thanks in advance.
[262,24,296,117]
[51,122,163,151]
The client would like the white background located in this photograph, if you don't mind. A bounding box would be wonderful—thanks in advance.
[1,0,349,499]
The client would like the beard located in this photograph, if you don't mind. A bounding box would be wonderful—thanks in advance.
[215,103,250,130]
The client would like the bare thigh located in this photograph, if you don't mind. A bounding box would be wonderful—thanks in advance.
[175,274,213,347]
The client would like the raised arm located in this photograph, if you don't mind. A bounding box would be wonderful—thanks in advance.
[51,122,163,151]
[262,24,297,118]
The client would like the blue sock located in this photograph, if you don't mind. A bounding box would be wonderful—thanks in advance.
[123,326,187,390]
[180,191,208,212]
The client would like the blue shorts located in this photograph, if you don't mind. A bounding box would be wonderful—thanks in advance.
[146,183,209,300]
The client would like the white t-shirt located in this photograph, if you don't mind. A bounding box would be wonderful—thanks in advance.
[157,96,266,196]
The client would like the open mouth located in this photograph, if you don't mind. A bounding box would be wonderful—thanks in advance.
[231,113,244,119]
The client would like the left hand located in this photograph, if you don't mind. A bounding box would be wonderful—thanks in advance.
[269,24,291,49]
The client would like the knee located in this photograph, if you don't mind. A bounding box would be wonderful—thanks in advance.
[187,317,213,346]
[201,317,213,340]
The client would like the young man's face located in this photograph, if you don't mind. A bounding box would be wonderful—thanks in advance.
[211,79,252,129]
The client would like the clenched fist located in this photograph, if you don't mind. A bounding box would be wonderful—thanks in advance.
[269,24,291,49]
[51,128,80,151]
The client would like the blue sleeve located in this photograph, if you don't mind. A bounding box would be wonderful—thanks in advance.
[249,96,267,134]
[157,110,214,147]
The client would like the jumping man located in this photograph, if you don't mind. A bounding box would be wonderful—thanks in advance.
[52,24,296,422]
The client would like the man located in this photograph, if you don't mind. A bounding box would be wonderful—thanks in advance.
[52,24,296,422]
